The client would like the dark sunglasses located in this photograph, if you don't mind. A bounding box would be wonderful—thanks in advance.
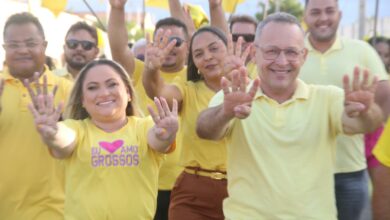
[168,36,184,47]
[66,39,96,50]
[232,34,255,43]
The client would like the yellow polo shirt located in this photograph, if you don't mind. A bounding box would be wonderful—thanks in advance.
[173,79,227,171]
[62,116,163,219]
[0,67,72,220]
[210,80,344,219]
[133,59,187,190]
[53,66,74,81]
[373,118,390,167]
[300,35,388,173]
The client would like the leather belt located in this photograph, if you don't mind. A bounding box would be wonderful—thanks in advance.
[184,167,227,180]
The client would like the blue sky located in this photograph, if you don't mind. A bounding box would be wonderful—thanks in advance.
[66,0,390,26]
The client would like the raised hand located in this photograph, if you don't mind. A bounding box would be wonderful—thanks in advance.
[109,0,127,9]
[144,29,177,71]
[24,72,63,139]
[343,67,378,118]
[209,0,222,8]
[148,97,179,141]
[222,67,260,119]
[223,34,251,80]
[0,78,4,113]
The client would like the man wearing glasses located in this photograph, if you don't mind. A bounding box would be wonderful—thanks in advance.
[55,21,99,80]
[300,0,390,219]
[196,12,383,219]
[0,12,72,220]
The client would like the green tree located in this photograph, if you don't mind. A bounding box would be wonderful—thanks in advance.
[256,0,304,22]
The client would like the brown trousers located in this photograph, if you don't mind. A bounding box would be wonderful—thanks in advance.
[168,171,228,220]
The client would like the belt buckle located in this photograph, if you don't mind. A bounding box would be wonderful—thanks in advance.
[210,172,225,180]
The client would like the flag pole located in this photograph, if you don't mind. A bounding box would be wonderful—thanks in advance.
[82,0,107,31]
[142,0,146,35]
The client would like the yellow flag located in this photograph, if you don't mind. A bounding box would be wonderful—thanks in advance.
[42,0,68,16]
[222,0,245,13]
[145,0,169,9]
[183,3,209,29]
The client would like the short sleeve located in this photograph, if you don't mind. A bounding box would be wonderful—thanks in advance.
[373,119,390,167]
[327,86,345,137]
[132,59,145,86]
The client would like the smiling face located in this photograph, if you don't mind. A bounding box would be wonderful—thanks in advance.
[64,29,99,72]
[81,64,130,123]
[191,31,227,82]
[304,0,341,43]
[3,22,47,79]
[255,22,307,97]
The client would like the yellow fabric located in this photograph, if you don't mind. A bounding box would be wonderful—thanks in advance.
[246,60,258,79]
[53,66,74,81]
[300,35,389,173]
[173,79,227,171]
[62,116,164,220]
[133,60,187,190]
[145,0,169,8]
[0,67,72,220]
[373,118,390,167]
[222,0,245,13]
[42,0,67,16]
[184,3,209,29]
[210,80,344,219]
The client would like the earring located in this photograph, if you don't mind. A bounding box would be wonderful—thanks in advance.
[197,69,201,75]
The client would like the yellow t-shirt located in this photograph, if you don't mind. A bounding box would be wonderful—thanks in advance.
[210,80,344,219]
[173,79,227,171]
[133,60,187,190]
[300,35,389,173]
[246,60,258,80]
[62,116,164,220]
[373,118,390,167]
[0,67,72,220]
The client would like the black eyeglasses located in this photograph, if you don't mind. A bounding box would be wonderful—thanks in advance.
[66,39,96,50]
[168,36,185,47]
[232,34,255,43]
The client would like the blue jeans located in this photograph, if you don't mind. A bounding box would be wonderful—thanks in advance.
[335,169,371,220]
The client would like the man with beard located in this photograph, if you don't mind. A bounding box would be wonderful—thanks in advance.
[299,0,390,219]
[55,21,99,80]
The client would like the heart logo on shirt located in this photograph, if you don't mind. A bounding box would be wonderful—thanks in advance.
[99,140,124,154]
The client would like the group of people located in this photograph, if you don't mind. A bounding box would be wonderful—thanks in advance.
[1,0,390,219]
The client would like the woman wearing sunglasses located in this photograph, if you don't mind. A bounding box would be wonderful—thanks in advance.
[143,26,250,219]
[25,59,179,219]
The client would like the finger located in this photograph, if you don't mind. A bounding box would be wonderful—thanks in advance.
[160,30,170,49]
[43,75,48,96]
[241,43,252,62]
[52,85,58,97]
[24,79,38,105]
[227,34,234,55]
[369,76,378,93]
[162,39,177,57]
[342,74,351,96]
[34,72,42,96]
[54,102,64,121]
[28,103,40,119]
[360,69,370,90]
[172,99,178,116]
[221,77,231,95]
[147,104,159,124]
[37,95,46,115]
[231,70,240,92]
[154,97,166,119]
[159,97,171,116]
[352,67,360,91]
[248,78,260,99]
[234,105,251,119]
[235,36,243,57]
[45,93,54,115]
[153,29,163,47]
[344,101,366,117]
[239,67,247,93]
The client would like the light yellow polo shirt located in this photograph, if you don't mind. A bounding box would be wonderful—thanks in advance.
[173,79,227,171]
[0,67,72,220]
[210,80,344,219]
[133,60,187,190]
[300,35,389,173]
[373,118,390,167]
[246,60,258,79]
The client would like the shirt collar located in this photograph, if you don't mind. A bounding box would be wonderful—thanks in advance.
[254,79,310,102]
[3,65,56,86]
[305,34,343,53]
